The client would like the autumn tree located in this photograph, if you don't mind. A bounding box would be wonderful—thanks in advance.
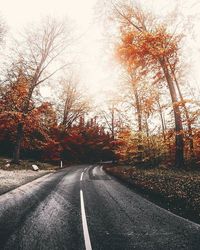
[58,116,114,162]
[0,78,59,160]
[5,17,73,163]
[112,2,185,168]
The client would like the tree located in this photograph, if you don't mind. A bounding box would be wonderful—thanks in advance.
[0,81,60,160]
[57,73,90,130]
[6,17,73,163]
[113,2,185,168]
[99,97,125,140]
[167,59,195,159]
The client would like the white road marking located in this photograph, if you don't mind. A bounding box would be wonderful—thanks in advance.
[80,190,92,250]
[80,172,84,181]
[92,166,98,177]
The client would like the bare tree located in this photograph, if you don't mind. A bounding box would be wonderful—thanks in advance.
[98,93,127,140]
[57,73,90,130]
[100,102,116,140]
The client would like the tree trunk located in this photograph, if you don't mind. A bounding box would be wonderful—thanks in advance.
[111,104,115,140]
[134,88,143,163]
[168,61,195,160]
[160,58,184,168]
[145,113,149,138]
[12,87,33,164]
[62,97,69,127]
[157,98,166,141]
[13,122,24,164]
[134,88,142,133]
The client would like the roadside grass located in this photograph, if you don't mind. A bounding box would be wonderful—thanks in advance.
[104,165,200,224]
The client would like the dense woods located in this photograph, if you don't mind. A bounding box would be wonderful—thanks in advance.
[0,80,115,163]
[0,17,114,163]
[0,1,200,169]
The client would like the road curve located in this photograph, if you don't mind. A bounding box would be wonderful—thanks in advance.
[0,164,200,250]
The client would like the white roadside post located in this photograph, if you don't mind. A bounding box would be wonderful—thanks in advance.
[60,160,63,168]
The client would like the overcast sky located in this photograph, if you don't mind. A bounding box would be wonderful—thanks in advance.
[0,0,200,101]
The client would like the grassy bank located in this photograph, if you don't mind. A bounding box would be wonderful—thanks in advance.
[104,165,200,224]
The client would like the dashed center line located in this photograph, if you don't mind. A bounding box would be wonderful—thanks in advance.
[80,168,92,249]
[80,172,84,181]
[80,190,92,250]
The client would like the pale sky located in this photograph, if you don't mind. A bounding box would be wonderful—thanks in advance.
[0,0,95,28]
[0,0,200,102]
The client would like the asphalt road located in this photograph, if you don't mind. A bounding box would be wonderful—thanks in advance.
[0,165,200,250]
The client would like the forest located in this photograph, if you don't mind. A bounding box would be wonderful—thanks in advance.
[0,0,200,170]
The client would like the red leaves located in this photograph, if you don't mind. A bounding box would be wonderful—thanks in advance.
[1,76,29,113]
[59,122,115,162]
